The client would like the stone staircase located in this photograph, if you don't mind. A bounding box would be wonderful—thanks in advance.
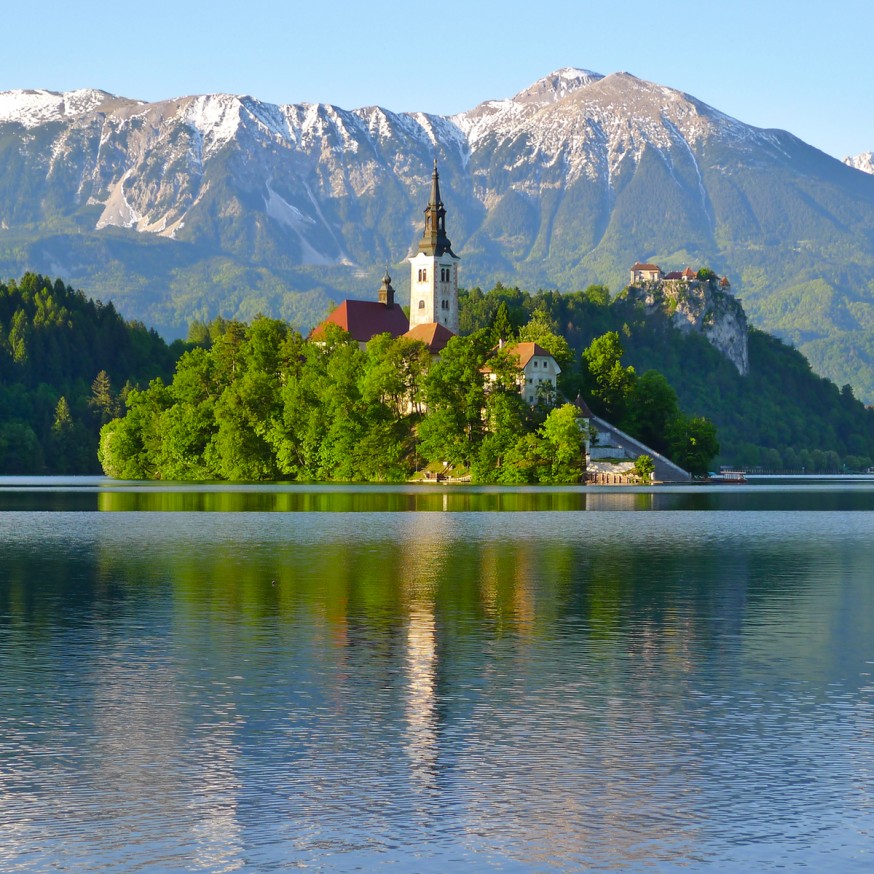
[588,414,691,482]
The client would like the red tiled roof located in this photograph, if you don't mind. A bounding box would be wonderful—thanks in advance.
[404,321,455,353]
[507,342,552,368]
[311,299,409,343]
[682,267,696,278]
[720,276,731,286]
[484,342,561,377]
[631,262,661,272]
[664,271,683,280]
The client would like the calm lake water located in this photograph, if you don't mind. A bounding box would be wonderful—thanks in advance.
[1,477,873,872]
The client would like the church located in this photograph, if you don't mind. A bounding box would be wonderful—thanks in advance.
[311,161,460,354]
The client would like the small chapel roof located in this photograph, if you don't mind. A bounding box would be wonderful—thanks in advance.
[310,299,409,344]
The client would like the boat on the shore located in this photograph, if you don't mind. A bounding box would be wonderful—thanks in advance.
[707,469,747,484]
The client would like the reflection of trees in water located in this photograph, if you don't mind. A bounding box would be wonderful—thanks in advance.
[3,514,874,866]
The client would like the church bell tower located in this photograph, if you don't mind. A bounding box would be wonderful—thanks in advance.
[409,161,460,333]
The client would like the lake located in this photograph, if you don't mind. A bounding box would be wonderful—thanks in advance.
[1,477,872,872]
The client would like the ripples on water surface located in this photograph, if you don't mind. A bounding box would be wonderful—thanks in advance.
[0,478,872,872]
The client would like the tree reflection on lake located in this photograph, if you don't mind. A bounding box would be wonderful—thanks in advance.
[0,479,872,870]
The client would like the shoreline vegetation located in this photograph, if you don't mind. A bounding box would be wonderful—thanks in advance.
[4,274,874,480]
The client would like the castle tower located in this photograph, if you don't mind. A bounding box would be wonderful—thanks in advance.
[409,161,460,333]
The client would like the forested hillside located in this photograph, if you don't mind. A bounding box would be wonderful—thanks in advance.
[461,284,874,471]
[0,274,181,473]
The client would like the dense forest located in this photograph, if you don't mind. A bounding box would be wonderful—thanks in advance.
[3,273,874,478]
[0,273,181,473]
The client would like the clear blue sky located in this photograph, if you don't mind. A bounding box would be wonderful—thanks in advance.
[2,0,872,159]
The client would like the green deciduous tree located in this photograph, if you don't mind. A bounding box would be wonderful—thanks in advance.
[581,331,636,420]
[518,309,573,374]
[632,454,655,483]
[418,334,489,467]
[538,403,586,483]
[667,415,719,477]
[623,370,679,454]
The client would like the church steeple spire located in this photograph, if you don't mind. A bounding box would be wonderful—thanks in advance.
[409,160,460,334]
[377,268,395,309]
[419,160,455,257]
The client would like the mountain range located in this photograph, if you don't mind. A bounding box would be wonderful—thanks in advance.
[1,70,874,399]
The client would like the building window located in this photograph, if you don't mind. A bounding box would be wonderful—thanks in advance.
[423,269,427,282]
[418,300,425,309]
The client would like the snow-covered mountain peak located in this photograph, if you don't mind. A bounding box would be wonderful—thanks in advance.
[180,93,301,156]
[185,94,248,152]
[510,67,604,105]
[0,88,116,127]
[844,152,874,174]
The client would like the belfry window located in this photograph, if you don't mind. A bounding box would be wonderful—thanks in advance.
[418,300,425,309]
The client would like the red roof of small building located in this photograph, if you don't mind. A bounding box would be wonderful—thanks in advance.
[508,342,554,368]
[482,342,561,377]
[404,322,455,354]
[631,262,662,272]
[682,267,696,278]
[310,299,409,344]
[720,276,731,287]
[664,271,683,280]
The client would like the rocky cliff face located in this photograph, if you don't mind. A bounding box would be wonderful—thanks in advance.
[625,278,749,375]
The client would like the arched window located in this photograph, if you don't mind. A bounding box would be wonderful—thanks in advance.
[423,269,427,282]
[418,300,425,309]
